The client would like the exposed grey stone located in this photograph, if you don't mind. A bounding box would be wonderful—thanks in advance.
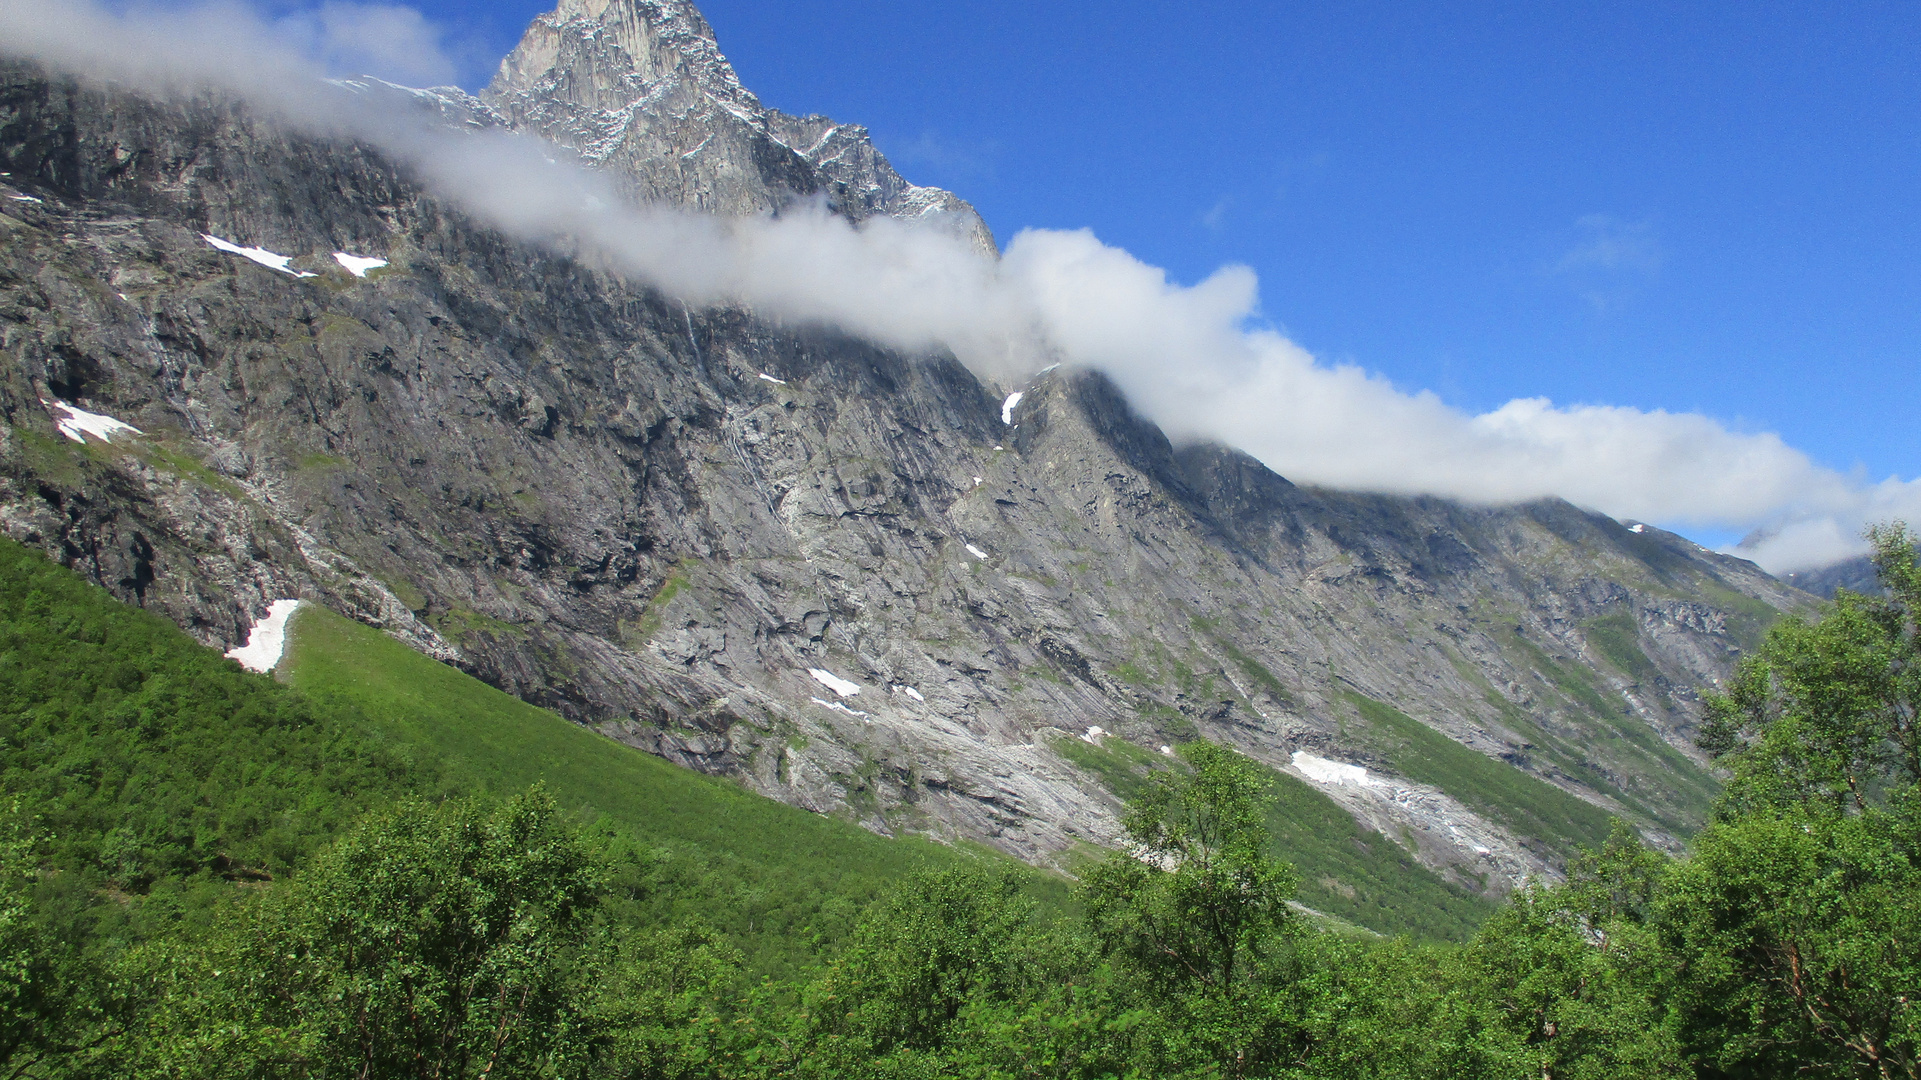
[483,0,996,253]
[0,18,1811,892]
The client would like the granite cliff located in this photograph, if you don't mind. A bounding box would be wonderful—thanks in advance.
[0,0,1809,919]
[483,0,995,251]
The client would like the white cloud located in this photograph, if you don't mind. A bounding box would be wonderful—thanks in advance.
[276,2,460,88]
[0,0,462,112]
[1555,214,1662,275]
[2,0,1909,575]
[987,227,1897,570]
[1200,196,1231,232]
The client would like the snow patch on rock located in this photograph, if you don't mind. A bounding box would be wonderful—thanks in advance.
[1291,750,1380,788]
[226,599,302,673]
[965,543,989,560]
[810,696,869,719]
[203,234,316,277]
[1001,391,1023,425]
[332,252,388,277]
[45,399,141,444]
[809,668,860,697]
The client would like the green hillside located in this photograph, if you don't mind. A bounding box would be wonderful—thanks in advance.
[1049,726,1497,939]
[0,531,1512,956]
[282,603,936,879]
[0,541,437,945]
[280,603,1066,967]
[0,539,1051,975]
[1345,690,1616,855]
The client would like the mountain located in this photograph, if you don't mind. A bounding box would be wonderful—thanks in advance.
[0,0,1809,926]
[483,0,996,252]
[1781,555,1881,598]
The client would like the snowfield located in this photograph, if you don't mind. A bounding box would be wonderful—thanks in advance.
[226,600,302,673]
[332,252,388,277]
[808,668,860,697]
[45,399,141,444]
[1291,750,1380,788]
[203,234,316,277]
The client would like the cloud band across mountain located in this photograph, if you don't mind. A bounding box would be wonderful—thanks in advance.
[3,0,1908,573]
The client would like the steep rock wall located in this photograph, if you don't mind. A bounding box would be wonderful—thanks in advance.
[0,58,1807,895]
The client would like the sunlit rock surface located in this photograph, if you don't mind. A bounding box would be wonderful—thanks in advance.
[0,0,1809,893]
[484,0,996,253]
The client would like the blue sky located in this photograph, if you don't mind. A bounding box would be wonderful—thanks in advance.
[50,0,1874,562]
[412,0,1921,500]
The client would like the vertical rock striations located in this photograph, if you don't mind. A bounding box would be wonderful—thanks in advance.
[0,0,1813,909]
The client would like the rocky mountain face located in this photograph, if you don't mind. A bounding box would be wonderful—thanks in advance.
[1781,555,1880,598]
[0,0,1810,904]
[482,0,996,252]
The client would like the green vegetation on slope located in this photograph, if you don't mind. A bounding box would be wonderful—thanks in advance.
[1343,690,1615,855]
[0,539,1054,984]
[0,539,439,940]
[8,533,1921,1079]
[1260,762,1496,940]
[281,604,1066,971]
[1582,612,1659,684]
[1049,729,1496,939]
[1499,630,1721,835]
[1046,728,1164,803]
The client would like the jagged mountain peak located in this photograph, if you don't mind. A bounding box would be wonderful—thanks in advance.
[490,0,759,127]
[484,0,997,252]
[0,11,1814,933]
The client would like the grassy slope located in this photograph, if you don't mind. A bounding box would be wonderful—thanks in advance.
[0,542,1060,976]
[0,540,441,944]
[280,605,1071,969]
[280,603,884,875]
[1261,762,1496,941]
[284,605,1496,941]
[1343,691,1615,856]
[0,532,1495,961]
[1049,731,1495,940]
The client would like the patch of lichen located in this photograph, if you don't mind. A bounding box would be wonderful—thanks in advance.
[133,437,249,500]
[429,604,528,645]
[622,559,697,647]
[12,428,91,487]
[1191,617,1293,704]
[1581,612,1660,684]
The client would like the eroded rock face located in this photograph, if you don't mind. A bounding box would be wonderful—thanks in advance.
[0,2,1809,891]
[482,0,996,252]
